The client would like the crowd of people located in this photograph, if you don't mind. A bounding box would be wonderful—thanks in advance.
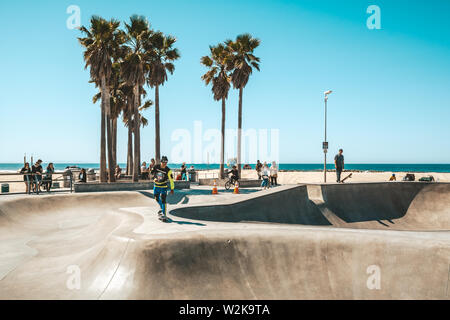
[139,160,193,181]
[255,160,278,189]
[19,159,55,194]
[17,150,349,195]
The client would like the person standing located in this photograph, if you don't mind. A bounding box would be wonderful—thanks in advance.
[256,160,262,180]
[334,149,344,183]
[149,158,156,179]
[270,161,278,186]
[151,156,175,219]
[261,162,270,190]
[43,163,55,192]
[20,163,32,194]
[180,162,187,181]
[31,159,43,193]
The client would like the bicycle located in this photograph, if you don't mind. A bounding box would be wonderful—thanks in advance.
[224,176,240,190]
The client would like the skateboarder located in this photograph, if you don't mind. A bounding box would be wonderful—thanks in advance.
[334,149,344,183]
[151,156,174,221]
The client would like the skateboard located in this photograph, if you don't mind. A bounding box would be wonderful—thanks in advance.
[159,215,169,222]
[340,173,352,183]
[158,211,169,222]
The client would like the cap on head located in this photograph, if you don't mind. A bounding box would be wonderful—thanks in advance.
[161,156,168,163]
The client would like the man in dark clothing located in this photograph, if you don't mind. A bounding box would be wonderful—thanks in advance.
[334,149,344,183]
[180,162,187,180]
[256,160,262,180]
[227,165,239,184]
[31,159,43,193]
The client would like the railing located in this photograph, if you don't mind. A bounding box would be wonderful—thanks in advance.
[196,171,220,180]
[0,172,73,195]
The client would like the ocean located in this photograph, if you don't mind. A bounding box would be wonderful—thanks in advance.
[1,163,450,173]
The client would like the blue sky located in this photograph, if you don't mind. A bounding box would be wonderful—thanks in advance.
[0,0,449,163]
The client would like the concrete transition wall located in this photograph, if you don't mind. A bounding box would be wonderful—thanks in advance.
[171,182,450,230]
[74,180,190,193]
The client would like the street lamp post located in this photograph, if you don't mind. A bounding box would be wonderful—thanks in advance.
[323,90,332,183]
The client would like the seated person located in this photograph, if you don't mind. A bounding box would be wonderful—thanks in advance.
[141,162,149,180]
[79,168,87,183]
[115,165,122,180]
[389,174,396,181]
[227,165,239,184]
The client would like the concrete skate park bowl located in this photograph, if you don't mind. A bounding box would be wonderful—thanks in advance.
[0,182,448,299]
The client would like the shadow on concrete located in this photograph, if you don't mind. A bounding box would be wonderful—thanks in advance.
[137,188,260,205]
[376,220,390,227]
[165,217,206,226]
[171,185,330,226]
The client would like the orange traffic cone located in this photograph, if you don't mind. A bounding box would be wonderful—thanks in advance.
[233,181,240,194]
[212,180,218,194]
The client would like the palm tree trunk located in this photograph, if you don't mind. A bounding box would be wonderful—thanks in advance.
[127,99,133,176]
[106,114,115,182]
[112,117,117,169]
[132,85,140,182]
[220,98,226,179]
[137,92,142,174]
[237,87,243,176]
[155,85,160,164]
[99,76,107,183]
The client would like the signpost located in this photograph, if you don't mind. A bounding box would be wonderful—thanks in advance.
[323,90,332,183]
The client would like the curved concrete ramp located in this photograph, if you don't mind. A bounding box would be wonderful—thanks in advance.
[171,182,450,230]
[0,183,449,299]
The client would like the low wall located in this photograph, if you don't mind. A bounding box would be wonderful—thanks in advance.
[198,178,261,188]
[74,180,190,193]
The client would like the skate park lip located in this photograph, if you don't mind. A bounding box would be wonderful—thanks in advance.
[0,182,449,299]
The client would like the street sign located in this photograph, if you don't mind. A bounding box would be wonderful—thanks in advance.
[322,142,328,150]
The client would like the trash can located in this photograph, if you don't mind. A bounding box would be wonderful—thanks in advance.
[63,169,73,188]
[1,184,9,193]
[188,170,197,182]
[87,169,96,182]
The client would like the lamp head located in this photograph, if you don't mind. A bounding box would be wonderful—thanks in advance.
[324,90,333,95]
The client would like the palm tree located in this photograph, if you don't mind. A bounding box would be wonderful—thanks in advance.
[146,31,180,164]
[117,84,135,175]
[121,15,152,181]
[226,34,260,175]
[109,63,126,174]
[93,63,129,180]
[201,43,232,179]
[78,16,124,182]
[122,90,152,175]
